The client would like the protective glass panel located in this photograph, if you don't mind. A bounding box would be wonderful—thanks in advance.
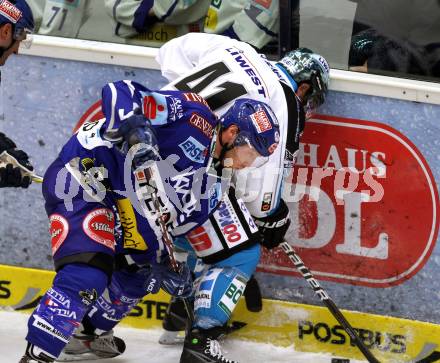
[280,0,440,83]
[28,0,280,54]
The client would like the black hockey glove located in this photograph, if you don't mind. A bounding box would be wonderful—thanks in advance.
[116,109,159,169]
[0,132,16,152]
[254,199,291,250]
[0,132,33,188]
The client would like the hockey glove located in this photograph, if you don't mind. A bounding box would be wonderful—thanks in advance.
[146,258,193,298]
[0,132,33,188]
[116,109,159,169]
[254,199,291,250]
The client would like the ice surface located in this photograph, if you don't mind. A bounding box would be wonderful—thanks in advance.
[0,311,367,363]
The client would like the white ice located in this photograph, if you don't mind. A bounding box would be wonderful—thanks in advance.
[0,310,366,363]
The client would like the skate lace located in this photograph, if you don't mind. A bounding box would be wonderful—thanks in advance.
[205,338,235,363]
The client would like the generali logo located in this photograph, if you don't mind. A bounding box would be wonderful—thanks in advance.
[259,115,439,287]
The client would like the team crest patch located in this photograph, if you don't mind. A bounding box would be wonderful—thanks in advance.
[82,208,115,251]
[0,0,21,23]
[49,214,69,255]
[250,110,272,133]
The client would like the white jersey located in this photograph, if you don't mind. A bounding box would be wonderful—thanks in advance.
[157,33,303,218]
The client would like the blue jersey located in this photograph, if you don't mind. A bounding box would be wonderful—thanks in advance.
[44,80,224,264]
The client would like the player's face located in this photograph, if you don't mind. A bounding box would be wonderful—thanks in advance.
[224,145,261,169]
[0,23,22,66]
[295,83,312,104]
[296,83,316,119]
[0,39,20,65]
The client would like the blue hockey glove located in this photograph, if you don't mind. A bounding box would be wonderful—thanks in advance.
[146,258,193,298]
[116,109,159,169]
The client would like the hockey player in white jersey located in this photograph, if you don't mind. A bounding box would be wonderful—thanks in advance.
[157,32,329,231]
[156,33,330,363]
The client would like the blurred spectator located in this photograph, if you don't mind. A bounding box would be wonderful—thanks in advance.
[105,0,278,50]
[349,0,440,79]
[104,0,208,46]
[26,0,280,51]
[349,29,431,77]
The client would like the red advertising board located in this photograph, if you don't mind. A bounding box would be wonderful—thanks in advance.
[259,115,439,287]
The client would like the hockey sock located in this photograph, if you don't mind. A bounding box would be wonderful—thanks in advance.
[25,264,108,358]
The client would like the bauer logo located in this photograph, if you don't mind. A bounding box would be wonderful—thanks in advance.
[259,115,439,287]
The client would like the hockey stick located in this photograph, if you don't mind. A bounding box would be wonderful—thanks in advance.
[0,150,43,183]
[280,241,381,363]
[134,163,195,326]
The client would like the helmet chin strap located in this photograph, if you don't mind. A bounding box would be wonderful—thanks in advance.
[213,127,235,171]
[0,37,16,59]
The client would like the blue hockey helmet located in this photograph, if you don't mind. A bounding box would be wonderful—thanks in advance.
[277,48,330,112]
[219,98,280,158]
[0,0,34,41]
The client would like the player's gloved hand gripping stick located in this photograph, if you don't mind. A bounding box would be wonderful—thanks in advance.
[0,132,43,186]
[116,109,195,326]
[134,161,196,325]
[0,150,43,184]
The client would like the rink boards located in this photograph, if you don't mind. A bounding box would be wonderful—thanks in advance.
[1,264,439,363]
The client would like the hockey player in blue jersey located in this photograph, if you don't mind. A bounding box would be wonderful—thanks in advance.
[0,0,35,188]
[19,79,280,363]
